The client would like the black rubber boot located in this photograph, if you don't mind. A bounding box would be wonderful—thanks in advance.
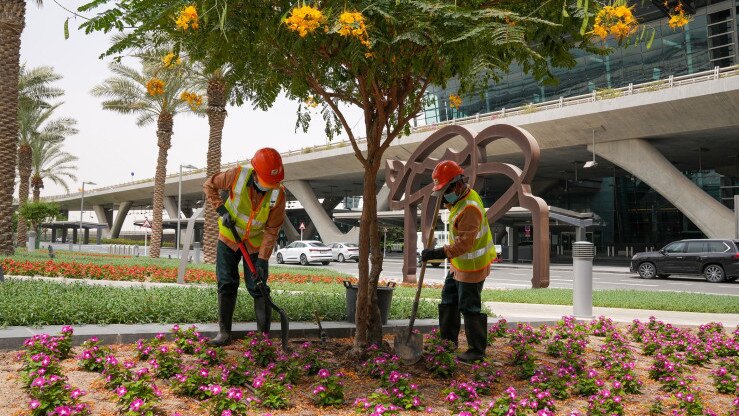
[458,313,488,363]
[210,292,237,346]
[438,304,461,347]
[254,296,271,336]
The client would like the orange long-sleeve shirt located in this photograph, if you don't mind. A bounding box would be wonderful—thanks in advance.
[203,167,285,260]
[442,188,491,283]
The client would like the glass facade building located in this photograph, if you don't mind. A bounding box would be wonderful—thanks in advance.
[422,1,739,255]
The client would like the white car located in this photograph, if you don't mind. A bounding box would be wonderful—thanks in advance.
[328,242,360,262]
[275,240,333,265]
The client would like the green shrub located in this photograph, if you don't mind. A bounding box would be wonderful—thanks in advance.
[0,279,437,326]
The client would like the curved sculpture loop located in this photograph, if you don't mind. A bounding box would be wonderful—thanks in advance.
[385,124,550,288]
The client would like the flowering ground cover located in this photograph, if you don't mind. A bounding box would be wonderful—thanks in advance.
[1,317,736,415]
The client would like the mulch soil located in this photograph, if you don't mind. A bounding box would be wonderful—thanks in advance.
[0,324,736,415]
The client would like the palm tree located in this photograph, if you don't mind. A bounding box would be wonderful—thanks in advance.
[16,65,65,246]
[0,1,39,254]
[92,56,202,258]
[202,68,231,264]
[30,140,78,201]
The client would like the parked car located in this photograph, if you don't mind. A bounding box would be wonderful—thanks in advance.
[275,240,332,265]
[630,239,739,283]
[328,242,360,262]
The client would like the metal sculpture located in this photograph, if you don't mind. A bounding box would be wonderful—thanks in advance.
[385,124,550,288]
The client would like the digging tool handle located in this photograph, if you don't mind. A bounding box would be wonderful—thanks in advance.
[226,223,290,351]
[406,196,443,339]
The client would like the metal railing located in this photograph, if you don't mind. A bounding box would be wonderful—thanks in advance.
[45,65,739,202]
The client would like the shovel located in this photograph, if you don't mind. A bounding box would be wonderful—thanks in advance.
[226,222,291,352]
[394,196,443,365]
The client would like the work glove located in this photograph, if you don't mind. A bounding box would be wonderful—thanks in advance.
[421,247,447,262]
[254,258,268,283]
[216,205,234,229]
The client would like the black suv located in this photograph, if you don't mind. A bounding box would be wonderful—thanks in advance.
[630,239,739,283]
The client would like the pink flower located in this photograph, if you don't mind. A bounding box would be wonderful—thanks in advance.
[130,398,144,411]
[318,368,330,378]
[221,411,233,416]
[70,389,85,399]
[31,377,45,387]
[29,399,40,409]
[116,385,127,397]
[54,406,72,416]
[210,384,222,395]
[227,388,243,401]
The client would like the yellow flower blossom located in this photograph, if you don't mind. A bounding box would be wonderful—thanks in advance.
[180,91,203,110]
[162,52,182,68]
[175,5,199,31]
[146,78,165,97]
[449,94,462,110]
[337,11,370,48]
[668,4,691,29]
[304,96,319,108]
[284,5,325,37]
[590,3,637,42]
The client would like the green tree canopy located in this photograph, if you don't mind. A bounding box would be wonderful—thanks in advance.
[17,201,61,231]
[78,0,667,349]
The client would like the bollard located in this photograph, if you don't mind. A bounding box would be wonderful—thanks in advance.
[193,242,202,264]
[26,231,36,252]
[572,241,595,319]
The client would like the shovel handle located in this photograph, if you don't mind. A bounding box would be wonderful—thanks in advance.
[407,195,444,338]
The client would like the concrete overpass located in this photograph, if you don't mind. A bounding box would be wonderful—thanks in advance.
[46,66,739,243]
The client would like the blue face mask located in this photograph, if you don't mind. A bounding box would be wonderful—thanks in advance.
[253,175,270,192]
[444,191,459,204]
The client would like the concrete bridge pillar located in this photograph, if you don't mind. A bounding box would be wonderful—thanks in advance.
[282,213,301,242]
[302,196,344,239]
[283,180,360,243]
[163,196,179,219]
[93,205,113,237]
[592,138,735,238]
[110,201,133,239]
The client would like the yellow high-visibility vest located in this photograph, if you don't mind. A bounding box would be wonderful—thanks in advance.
[218,166,281,249]
[449,189,496,272]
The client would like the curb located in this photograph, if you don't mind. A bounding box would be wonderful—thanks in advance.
[0,318,557,351]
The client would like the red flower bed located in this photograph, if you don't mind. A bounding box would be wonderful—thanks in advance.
[0,258,365,286]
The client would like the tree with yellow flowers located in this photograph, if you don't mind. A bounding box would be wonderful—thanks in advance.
[79,0,690,352]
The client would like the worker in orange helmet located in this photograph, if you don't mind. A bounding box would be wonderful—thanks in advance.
[203,148,286,346]
[421,160,497,362]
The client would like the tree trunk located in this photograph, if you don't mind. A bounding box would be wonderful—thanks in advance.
[15,142,31,247]
[31,174,42,202]
[353,137,385,351]
[149,111,174,258]
[0,0,25,255]
[203,72,227,264]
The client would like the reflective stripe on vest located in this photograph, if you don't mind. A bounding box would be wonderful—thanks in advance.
[449,189,497,272]
[218,166,281,249]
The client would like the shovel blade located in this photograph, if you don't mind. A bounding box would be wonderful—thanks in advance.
[394,331,424,365]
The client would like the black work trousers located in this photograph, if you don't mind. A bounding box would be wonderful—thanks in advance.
[439,271,484,315]
[216,240,270,298]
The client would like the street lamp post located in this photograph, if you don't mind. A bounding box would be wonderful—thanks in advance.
[79,181,96,252]
[177,164,198,259]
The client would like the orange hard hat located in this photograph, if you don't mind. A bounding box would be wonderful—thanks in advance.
[251,148,284,189]
[432,160,464,193]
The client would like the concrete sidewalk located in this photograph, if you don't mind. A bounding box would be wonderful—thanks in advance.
[492,263,631,274]
[490,302,739,328]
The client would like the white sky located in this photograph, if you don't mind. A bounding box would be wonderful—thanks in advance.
[21,1,364,198]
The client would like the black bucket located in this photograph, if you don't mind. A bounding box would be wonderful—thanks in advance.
[344,280,396,325]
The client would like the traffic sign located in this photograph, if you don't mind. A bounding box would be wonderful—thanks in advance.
[299,222,306,230]
[142,219,152,229]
